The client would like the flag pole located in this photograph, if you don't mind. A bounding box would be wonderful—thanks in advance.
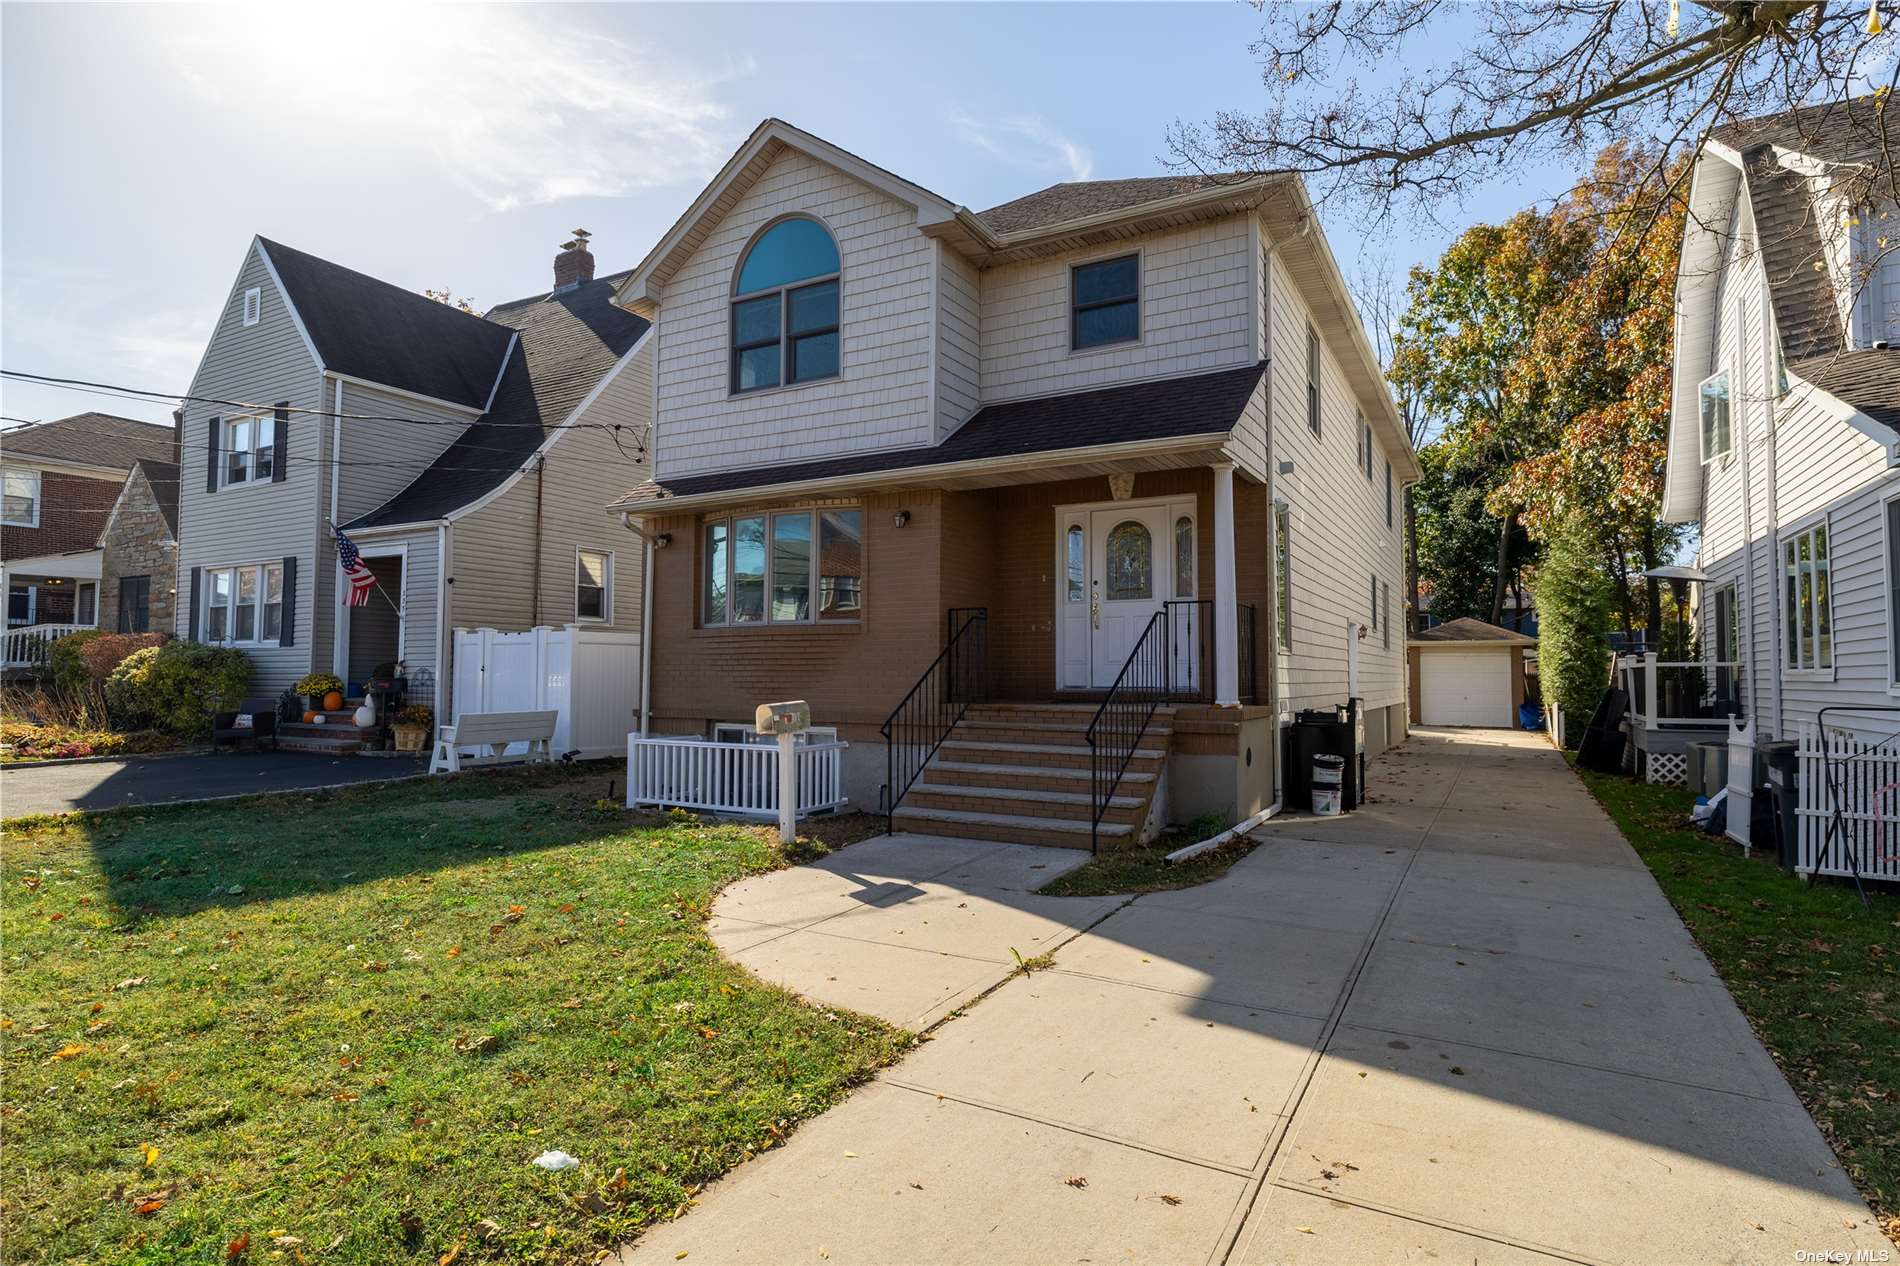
[325,519,402,615]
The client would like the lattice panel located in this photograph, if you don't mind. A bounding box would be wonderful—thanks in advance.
[1646,752,1688,787]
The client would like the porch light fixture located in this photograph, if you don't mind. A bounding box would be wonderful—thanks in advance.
[893,509,911,529]
[653,533,672,549]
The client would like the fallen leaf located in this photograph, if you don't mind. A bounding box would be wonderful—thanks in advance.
[1159,1194,1182,1205]
[226,1231,250,1260]
[1449,1066,1466,1076]
[474,1219,502,1243]
[111,976,145,992]
[140,1144,160,1167]
[1064,1176,1088,1188]
[842,1151,857,1159]
[50,1043,86,1061]
[446,946,462,958]
[675,1253,689,1261]
[1295,1225,1315,1234]
[85,1020,112,1037]
[560,998,584,1009]
[133,1198,166,1216]
[438,1238,465,1265]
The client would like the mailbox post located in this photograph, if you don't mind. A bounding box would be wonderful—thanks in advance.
[755,700,812,844]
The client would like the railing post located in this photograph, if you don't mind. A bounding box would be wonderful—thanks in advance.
[1644,652,1660,728]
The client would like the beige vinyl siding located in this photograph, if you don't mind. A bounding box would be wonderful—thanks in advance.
[338,528,440,690]
[1265,247,1406,717]
[654,147,936,478]
[332,382,476,524]
[451,339,651,634]
[978,218,1254,405]
[173,241,325,696]
[936,244,980,440]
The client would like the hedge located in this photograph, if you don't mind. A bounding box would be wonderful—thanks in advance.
[104,641,252,737]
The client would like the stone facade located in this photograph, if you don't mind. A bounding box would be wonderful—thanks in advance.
[97,466,176,634]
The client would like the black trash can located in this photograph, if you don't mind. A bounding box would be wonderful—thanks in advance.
[1288,706,1358,813]
[1761,740,1800,870]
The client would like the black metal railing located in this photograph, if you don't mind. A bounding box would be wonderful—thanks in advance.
[1163,599,1212,703]
[881,608,989,833]
[1085,611,1171,853]
[1237,602,1257,704]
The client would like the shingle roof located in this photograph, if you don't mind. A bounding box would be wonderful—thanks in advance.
[132,459,180,537]
[0,412,176,470]
[1710,95,1893,168]
[345,271,649,529]
[1741,158,1844,362]
[618,361,1267,506]
[976,174,1257,235]
[260,238,517,409]
[1411,617,1537,646]
[1789,347,1900,434]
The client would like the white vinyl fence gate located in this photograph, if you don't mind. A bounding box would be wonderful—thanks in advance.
[1794,722,1900,883]
[451,625,640,760]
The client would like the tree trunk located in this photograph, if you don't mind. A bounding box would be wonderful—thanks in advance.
[1489,511,1515,626]
[1405,485,1421,633]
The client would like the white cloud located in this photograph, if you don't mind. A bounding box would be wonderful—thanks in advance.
[167,7,751,211]
[951,113,1094,182]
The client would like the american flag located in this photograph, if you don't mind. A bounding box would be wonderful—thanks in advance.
[335,529,376,607]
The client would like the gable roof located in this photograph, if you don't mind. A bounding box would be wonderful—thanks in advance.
[132,459,180,537]
[344,271,650,530]
[259,238,517,409]
[1789,347,1900,434]
[613,361,1267,509]
[977,175,1253,235]
[1739,158,1843,362]
[1411,617,1536,645]
[0,412,176,471]
[1709,95,1894,169]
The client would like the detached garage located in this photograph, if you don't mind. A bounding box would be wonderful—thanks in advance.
[1408,618,1536,728]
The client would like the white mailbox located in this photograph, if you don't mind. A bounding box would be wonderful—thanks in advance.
[755,700,811,842]
[755,700,811,736]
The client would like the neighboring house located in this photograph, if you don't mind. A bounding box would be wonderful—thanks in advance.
[1,413,178,658]
[1662,97,1900,751]
[175,234,651,729]
[97,458,180,634]
[609,119,1418,843]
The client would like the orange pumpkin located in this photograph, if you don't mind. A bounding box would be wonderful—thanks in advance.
[322,691,344,711]
[303,711,318,724]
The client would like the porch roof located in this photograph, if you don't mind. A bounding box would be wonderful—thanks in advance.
[612,360,1267,512]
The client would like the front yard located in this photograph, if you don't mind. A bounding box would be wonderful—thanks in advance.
[1,766,907,1265]
[1575,766,1900,1241]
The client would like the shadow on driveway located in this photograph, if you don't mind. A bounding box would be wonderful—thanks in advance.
[2,751,427,819]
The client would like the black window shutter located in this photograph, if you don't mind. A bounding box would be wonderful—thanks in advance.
[187,566,202,641]
[272,403,289,483]
[205,416,221,494]
[279,556,298,647]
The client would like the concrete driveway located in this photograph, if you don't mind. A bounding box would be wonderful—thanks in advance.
[624,728,1889,1265]
[1,751,426,818]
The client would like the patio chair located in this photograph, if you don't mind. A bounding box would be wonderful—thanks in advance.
[212,697,280,751]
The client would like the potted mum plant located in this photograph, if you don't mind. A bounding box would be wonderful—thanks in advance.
[391,704,434,754]
[294,672,345,714]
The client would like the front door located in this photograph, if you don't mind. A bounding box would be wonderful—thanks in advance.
[1088,505,1171,687]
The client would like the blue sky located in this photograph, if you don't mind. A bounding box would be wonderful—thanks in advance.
[0,2,1580,430]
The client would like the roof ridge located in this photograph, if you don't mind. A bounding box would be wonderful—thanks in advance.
[258,236,516,334]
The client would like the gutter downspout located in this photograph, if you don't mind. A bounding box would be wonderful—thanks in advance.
[532,455,546,627]
[622,512,654,737]
[436,521,450,724]
[328,376,345,678]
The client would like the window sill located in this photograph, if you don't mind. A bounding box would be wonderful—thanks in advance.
[1067,336,1143,360]
[694,620,862,635]
[1781,668,1837,683]
[727,373,841,402]
[2,518,38,530]
[217,477,280,495]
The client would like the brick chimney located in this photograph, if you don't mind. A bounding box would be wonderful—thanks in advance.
[554,229,595,290]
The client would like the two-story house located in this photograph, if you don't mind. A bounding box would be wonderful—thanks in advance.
[1664,97,1900,758]
[2,412,178,664]
[176,233,651,746]
[608,120,1417,846]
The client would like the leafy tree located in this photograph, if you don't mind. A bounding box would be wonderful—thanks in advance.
[1534,510,1614,748]
[1412,443,1523,625]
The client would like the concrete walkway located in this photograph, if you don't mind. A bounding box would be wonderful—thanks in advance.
[625,728,1889,1265]
[0,750,426,818]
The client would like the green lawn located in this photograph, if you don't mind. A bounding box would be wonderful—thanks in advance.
[1,766,908,1264]
[1573,765,1900,1242]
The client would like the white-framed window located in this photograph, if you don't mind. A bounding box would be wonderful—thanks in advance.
[2,467,40,527]
[242,287,262,327]
[204,562,284,645]
[1358,413,1373,480]
[713,722,839,746]
[223,412,274,486]
[1384,459,1394,529]
[1782,520,1832,673]
[1273,501,1292,651]
[731,217,841,394]
[1306,326,1322,436]
[576,548,612,623]
[1381,580,1391,649]
[1698,370,1732,464]
[1071,253,1140,351]
[703,507,862,626]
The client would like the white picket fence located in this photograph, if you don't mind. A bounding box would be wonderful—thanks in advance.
[1793,722,1900,882]
[2,622,92,669]
[451,625,640,759]
[1725,716,1756,854]
[626,735,848,818]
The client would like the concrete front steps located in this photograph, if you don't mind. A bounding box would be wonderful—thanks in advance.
[277,705,380,755]
[892,703,1172,850]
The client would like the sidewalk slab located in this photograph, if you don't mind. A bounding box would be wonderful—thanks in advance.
[1233,1186,1572,1265]
[812,885,1121,962]
[726,929,1006,1029]
[1269,1024,1888,1265]
[891,969,1318,1170]
[619,1082,1252,1266]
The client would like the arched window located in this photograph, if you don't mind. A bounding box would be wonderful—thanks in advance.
[732,217,840,393]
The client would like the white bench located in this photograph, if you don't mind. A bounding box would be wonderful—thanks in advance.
[428,710,559,774]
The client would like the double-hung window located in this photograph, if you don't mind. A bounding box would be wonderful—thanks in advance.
[2,467,39,527]
[1274,503,1292,651]
[1306,326,1322,436]
[204,562,284,645]
[731,217,841,393]
[703,508,861,626]
[576,549,612,622]
[1071,254,1140,350]
[1358,413,1373,479]
[224,412,274,486]
[1698,371,1732,464]
[1783,521,1832,672]
[1384,460,1394,528]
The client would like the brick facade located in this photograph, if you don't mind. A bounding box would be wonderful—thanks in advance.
[96,466,177,635]
[0,470,121,561]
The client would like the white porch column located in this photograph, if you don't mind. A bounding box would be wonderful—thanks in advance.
[1212,463,1240,707]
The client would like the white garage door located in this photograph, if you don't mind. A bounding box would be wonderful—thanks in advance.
[1421,649,1512,727]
